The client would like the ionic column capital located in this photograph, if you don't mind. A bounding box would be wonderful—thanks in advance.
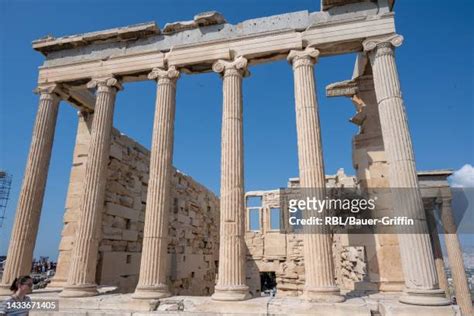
[148,66,180,84]
[287,47,320,69]
[212,56,249,77]
[86,76,123,92]
[34,83,61,101]
[363,34,404,56]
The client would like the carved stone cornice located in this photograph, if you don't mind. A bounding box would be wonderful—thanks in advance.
[212,56,249,77]
[287,47,320,69]
[34,83,61,101]
[86,76,123,92]
[326,79,358,97]
[148,66,180,85]
[362,34,403,57]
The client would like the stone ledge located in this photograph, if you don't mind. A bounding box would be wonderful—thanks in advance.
[268,297,370,315]
[378,300,460,316]
[33,22,160,54]
[21,291,374,315]
[13,289,461,316]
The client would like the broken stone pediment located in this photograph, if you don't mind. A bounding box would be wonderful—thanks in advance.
[32,22,160,54]
[163,20,197,34]
[194,11,226,26]
[163,11,226,34]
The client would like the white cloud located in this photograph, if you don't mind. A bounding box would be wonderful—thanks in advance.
[449,164,474,188]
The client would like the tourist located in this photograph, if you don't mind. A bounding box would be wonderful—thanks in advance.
[0,276,33,315]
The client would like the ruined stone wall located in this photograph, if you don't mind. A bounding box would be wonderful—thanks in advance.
[245,190,306,297]
[245,166,446,297]
[350,75,404,291]
[244,171,370,297]
[51,112,220,295]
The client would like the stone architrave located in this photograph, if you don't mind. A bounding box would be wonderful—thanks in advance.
[287,47,344,303]
[363,34,450,306]
[0,84,61,295]
[133,66,180,299]
[60,77,122,298]
[439,197,473,315]
[211,56,251,301]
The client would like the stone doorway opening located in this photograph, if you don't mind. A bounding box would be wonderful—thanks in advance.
[260,272,276,296]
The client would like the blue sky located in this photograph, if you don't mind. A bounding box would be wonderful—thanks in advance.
[0,0,473,260]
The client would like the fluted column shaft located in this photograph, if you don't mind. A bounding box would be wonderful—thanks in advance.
[440,198,473,315]
[425,204,449,296]
[60,77,121,298]
[364,34,449,306]
[133,67,179,299]
[211,56,250,301]
[0,85,60,294]
[288,47,343,302]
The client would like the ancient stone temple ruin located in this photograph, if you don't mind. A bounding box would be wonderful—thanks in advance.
[48,115,221,295]
[244,169,464,300]
[1,0,472,315]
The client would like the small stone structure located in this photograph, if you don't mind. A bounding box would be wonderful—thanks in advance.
[243,170,464,299]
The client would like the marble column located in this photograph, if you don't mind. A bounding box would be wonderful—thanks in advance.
[211,56,250,301]
[288,47,344,302]
[326,72,405,292]
[60,77,121,297]
[363,34,450,306]
[133,67,180,299]
[49,111,94,289]
[439,197,473,315]
[424,202,449,297]
[0,84,60,295]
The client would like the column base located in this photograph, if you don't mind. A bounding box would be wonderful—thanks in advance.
[0,284,12,296]
[47,278,67,289]
[211,285,251,301]
[399,288,451,306]
[303,286,345,303]
[59,284,98,298]
[378,281,405,292]
[132,284,171,300]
